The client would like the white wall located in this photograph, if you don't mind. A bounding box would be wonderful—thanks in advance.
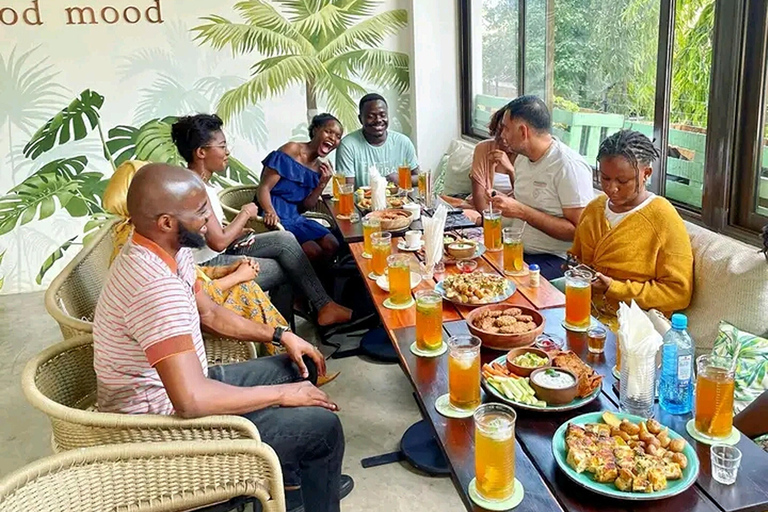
[408,0,462,173]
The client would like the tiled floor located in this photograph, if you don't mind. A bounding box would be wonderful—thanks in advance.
[0,292,463,511]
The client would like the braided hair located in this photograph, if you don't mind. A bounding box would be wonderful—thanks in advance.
[308,113,342,139]
[597,130,660,192]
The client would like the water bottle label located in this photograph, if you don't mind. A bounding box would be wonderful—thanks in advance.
[678,355,692,381]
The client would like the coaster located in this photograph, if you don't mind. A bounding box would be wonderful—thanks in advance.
[561,318,597,333]
[410,342,447,358]
[362,252,372,259]
[336,213,351,220]
[383,297,415,310]
[468,478,524,511]
[685,419,741,446]
[612,366,620,379]
[434,393,476,419]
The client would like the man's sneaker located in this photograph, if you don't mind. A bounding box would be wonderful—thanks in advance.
[287,474,355,512]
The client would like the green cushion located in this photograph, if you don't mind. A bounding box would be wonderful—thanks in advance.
[712,321,768,414]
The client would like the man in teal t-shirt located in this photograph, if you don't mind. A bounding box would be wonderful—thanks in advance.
[336,93,419,187]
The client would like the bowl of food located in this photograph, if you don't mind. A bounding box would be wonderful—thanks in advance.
[456,259,478,273]
[466,304,545,350]
[368,208,413,231]
[529,367,579,405]
[443,234,457,251]
[447,241,477,260]
[506,347,551,377]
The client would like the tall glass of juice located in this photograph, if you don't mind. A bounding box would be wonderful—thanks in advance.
[447,335,481,411]
[474,403,516,502]
[398,164,412,191]
[332,173,344,201]
[415,290,443,351]
[417,170,428,199]
[483,209,502,252]
[695,354,735,440]
[337,183,354,219]
[370,232,392,278]
[564,269,592,330]
[502,226,525,276]
[362,215,381,259]
[387,254,412,306]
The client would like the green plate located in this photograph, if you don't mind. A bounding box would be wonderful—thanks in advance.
[482,355,602,412]
[552,412,700,501]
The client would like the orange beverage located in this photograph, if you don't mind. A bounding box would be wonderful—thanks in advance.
[695,355,735,439]
[338,183,354,218]
[474,404,516,502]
[503,241,524,274]
[415,290,443,351]
[387,254,412,306]
[447,335,481,410]
[331,173,344,201]
[483,209,502,251]
[565,270,591,329]
[370,232,391,277]
[587,326,607,354]
[417,171,428,197]
[362,215,381,258]
[398,165,411,190]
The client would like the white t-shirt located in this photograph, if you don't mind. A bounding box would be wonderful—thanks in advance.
[510,138,594,257]
[604,193,657,228]
[194,183,226,264]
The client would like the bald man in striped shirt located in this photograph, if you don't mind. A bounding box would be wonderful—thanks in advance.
[93,164,352,512]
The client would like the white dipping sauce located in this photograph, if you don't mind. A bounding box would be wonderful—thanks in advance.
[532,369,576,389]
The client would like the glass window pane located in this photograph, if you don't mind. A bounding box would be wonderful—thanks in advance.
[525,0,661,171]
[469,0,519,136]
[759,102,768,218]
[665,0,715,210]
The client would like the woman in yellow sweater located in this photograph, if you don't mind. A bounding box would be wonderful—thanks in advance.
[569,130,693,328]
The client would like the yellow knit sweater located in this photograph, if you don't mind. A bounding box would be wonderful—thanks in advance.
[570,195,693,318]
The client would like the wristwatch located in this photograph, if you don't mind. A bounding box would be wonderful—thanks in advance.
[272,325,288,346]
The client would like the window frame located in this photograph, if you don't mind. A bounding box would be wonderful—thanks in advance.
[457,0,768,241]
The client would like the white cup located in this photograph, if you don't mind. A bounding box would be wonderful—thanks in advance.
[403,202,421,220]
[405,230,422,248]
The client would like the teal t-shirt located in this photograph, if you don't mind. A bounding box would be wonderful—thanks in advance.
[335,129,419,187]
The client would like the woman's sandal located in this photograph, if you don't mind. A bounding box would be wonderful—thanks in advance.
[317,371,340,387]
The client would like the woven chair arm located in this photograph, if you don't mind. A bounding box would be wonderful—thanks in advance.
[0,440,285,512]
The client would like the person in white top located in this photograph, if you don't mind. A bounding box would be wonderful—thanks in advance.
[489,96,594,279]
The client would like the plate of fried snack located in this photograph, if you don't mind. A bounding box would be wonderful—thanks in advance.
[553,411,699,500]
[357,195,406,212]
[466,305,544,349]
[435,273,515,306]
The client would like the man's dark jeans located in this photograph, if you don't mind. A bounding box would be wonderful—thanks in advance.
[208,355,344,512]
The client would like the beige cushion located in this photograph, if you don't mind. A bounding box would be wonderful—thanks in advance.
[683,221,768,351]
[441,139,475,197]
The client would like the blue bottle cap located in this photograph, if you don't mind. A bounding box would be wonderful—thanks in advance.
[528,264,540,271]
[670,313,687,330]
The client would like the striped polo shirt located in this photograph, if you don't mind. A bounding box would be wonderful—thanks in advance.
[93,233,208,415]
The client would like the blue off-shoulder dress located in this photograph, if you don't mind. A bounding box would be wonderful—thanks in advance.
[259,150,331,244]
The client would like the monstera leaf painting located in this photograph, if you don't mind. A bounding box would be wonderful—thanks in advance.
[193,0,410,130]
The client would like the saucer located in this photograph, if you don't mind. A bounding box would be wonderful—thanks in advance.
[398,240,424,252]
[376,272,422,291]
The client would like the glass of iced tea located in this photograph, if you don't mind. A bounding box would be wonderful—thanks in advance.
[474,403,516,502]
[417,170,428,198]
[387,254,412,306]
[331,173,345,201]
[483,209,502,252]
[564,269,592,330]
[587,326,607,354]
[338,183,354,219]
[370,232,392,278]
[361,215,381,259]
[447,335,482,411]
[502,226,525,276]
[398,164,412,191]
[415,290,443,351]
[694,354,735,440]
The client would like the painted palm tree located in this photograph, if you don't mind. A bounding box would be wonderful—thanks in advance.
[193,0,410,129]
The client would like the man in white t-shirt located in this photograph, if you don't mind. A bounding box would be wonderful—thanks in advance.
[489,96,594,279]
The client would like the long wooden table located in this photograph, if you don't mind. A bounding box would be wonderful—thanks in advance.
[348,237,768,512]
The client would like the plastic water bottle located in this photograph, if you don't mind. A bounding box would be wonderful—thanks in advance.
[659,313,694,414]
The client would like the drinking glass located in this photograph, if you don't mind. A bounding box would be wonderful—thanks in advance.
[711,444,742,485]
[587,326,607,354]
[362,215,381,258]
[447,335,482,411]
[331,173,345,202]
[619,341,656,418]
[695,354,735,440]
[565,269,592,329]
[338,183,354,218]
[483,209,502,252]
[387,254,412,306]
[370,232,392,277]
[502,226,525,276]
[417,170,428,198]
[415,290,443,351]
[474,403,516,502]
[398,164,412,191]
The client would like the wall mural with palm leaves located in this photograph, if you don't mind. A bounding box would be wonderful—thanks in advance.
[0,0,412,295]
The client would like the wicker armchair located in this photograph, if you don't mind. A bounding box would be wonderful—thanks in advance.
[44,219,257,365]
[0,440,285,512]
[22,335,266,453]
[218,185,335,233]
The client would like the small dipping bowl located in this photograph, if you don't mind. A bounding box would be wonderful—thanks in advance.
[506,347,551,377]
[456,259,478,273]
[447,241,477,259]
[529,367,579,405]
